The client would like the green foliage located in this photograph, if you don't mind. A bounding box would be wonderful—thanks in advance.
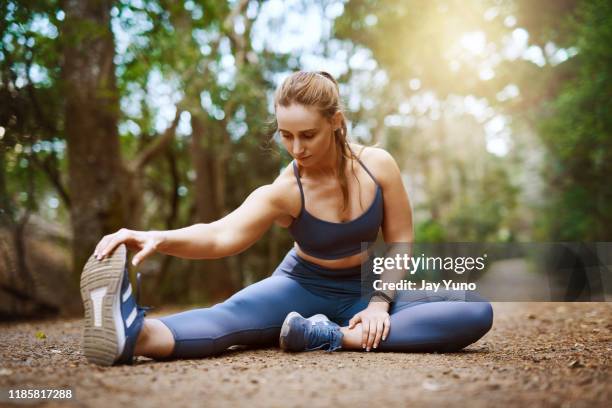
[1,0,66,224]
[337,0,611,242]
[415,219,447,243]
[1,0,294,305]
[2,0,611,312]
[537,0,612,240]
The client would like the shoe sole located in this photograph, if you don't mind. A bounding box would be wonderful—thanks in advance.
[80,244,127,366]
[279,311,301,351]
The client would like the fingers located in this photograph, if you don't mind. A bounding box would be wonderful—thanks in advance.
[94,233,112,257]
[132,243,155,267]
[95,229,129,260]
[94,235,113,259]
[348,314,361,329]
[366,321,377,351]
[382,316,391,342]
[361,320,369,350]
[373,319,384,349]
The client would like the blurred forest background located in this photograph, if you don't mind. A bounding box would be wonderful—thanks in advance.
[1,0,610,319]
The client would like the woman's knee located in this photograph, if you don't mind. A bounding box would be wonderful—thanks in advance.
[439,301,493,352]
[466,300,494,337]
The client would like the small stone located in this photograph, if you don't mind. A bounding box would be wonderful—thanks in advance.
[0,368,13,376]
[421,380,441,391]
[568,360,584,368]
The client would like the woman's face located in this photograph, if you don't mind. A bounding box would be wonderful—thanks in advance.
[276,103,340,167]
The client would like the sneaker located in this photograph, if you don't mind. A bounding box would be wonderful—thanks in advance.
[279,312,344,352]
[80,244,149,366]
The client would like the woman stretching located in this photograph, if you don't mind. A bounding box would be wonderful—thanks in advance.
[80,71,493,366]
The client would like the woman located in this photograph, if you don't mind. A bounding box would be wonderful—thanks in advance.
[80,71,493,366]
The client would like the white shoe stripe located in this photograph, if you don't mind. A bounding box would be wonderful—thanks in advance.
[125,306,137,328]
[122,284,132,303]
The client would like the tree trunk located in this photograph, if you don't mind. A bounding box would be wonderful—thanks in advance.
[62,0,130,285]
[190,114,240,301]
[0,148,12,226]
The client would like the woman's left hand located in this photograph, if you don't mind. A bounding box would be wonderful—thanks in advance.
[348,302,391,351]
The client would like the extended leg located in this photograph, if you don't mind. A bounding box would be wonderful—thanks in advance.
[134,318,175,359]
[147,276,335,360]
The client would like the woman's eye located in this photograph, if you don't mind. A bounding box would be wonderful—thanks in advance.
[280,132,291,139]
[303,133,315,139]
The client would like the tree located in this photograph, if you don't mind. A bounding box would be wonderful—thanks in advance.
[61,0,130,284]
[536,0,612,240]
[2,0,296,312]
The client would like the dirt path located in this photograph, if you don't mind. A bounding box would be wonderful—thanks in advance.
[1,302,610,407]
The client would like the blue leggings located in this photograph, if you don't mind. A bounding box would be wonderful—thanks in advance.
[158,248,493,359]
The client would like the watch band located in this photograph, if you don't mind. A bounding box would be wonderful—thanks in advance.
[370,290,394,304]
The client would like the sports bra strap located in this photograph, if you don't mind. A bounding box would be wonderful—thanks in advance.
[349,147,380,185]
[292,161,305,208]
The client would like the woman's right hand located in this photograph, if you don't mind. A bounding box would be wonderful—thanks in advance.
[94,228,164,266]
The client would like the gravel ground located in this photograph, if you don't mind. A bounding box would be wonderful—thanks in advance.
[1,302,610,408]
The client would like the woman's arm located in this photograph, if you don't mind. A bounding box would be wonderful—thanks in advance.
[372,147,414,298]
[375,148,414,243]
[158,184,287,258]
[348,147,414,350]
[95,182,290,265]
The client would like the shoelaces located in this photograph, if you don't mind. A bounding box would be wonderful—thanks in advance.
[306,322,343,352]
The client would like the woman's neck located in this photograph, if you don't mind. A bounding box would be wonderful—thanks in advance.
[303,141,345,180]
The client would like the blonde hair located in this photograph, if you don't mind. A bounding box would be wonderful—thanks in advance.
[274,71,358,212]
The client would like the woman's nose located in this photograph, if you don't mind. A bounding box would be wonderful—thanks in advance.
[292,140,304,155]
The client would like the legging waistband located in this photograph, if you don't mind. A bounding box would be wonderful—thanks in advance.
[281,247,373,279]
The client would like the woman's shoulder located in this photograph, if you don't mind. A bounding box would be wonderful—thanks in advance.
[349,143,399,183]
[273,161,299,187]
[349,142,393,160]
[267,162,302,217]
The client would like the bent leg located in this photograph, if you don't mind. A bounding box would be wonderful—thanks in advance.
[381,297,493,352]
[337,291,493,352]
[155,276,334,359]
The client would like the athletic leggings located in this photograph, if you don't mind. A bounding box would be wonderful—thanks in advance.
[158,248,493,359]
